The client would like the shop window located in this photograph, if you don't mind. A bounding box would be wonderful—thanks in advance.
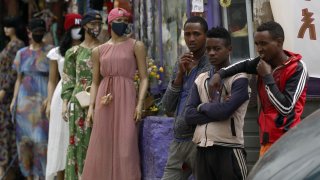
[222,0,255,63]
[133,0,188,91]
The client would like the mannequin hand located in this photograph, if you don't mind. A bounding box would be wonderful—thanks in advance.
[134,103,143,123]
[42,98,48,112]
[46,102,51,119]
[10,99,15,113]
[0,90,5,102]
[62,101,69,122]
[86,105,94,127]
[100,93,113,105]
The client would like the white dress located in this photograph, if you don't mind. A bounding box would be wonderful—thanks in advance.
[46,47,69,180]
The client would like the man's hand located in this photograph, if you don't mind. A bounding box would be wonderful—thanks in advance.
[178,52,194,74]
[173,52,195,86]
[208,73,221,101]
[257,60,272,77]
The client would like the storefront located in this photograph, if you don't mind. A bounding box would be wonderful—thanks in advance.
[138,1,320,178]
[132,0,256,92]
[134,1,262,178]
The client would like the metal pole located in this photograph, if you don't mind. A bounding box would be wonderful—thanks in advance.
[158,0,163,67]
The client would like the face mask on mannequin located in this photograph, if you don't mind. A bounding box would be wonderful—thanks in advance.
[111,22,128,36]
[32,34,44,43]
[71,27,82,40]
[86,26,101,38]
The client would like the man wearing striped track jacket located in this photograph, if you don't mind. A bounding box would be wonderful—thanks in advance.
[209,21,308,157]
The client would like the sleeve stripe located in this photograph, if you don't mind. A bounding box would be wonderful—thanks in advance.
[268,61,307,115]
[265,61,307,115]
[221,58,253,71]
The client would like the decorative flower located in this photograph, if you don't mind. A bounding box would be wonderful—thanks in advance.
[86,59,93,68]
[70,135,75,145]
[134,57,164,87]
[75,163,78,174]
[134,57,164,115]
[80,78,87,85]
[61,73,70,82]
[149,105,159,112]
[220,0,231,8]
[78,118,85,128]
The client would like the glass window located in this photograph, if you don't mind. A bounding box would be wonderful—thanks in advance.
[132,0,188,93]
[222,0,254,63]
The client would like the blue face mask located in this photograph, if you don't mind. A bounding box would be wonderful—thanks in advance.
[111,22,128,36]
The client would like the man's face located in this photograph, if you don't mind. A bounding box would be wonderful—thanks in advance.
[254,30,282,62]
[184,22,206,52]
[206,38,231,67]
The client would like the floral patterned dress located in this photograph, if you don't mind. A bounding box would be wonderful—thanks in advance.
[0,39,24,168]
[61,46,93,180]
[13,44,52,178]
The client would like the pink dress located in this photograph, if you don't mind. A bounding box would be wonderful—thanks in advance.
[82,38,141,180]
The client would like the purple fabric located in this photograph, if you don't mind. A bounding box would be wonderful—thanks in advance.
[307,77,320,97]
[211,0,222,27]
[139,116,174,179]
[187,0,221,28]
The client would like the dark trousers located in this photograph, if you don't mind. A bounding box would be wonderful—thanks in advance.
[196,146,247,180]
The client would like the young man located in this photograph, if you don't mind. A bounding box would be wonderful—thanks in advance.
[209,21,308,156]
[161,16,210,180]
[185,27,250,180]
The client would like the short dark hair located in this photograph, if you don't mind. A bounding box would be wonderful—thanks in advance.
[3,16,28,45]
[28,18,46,32]
[206,27,231,47]
[81,10,102,26]
[257,21,284,40]
[184,16,208,33]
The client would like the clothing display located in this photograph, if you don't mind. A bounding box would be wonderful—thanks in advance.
[82,38,141,180]
[13,44,52,177]
[61,45,93,179]
[0,39,24,168]
[46,47,69,180]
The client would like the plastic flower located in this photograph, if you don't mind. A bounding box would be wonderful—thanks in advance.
[149,105,159,112]
[220,0,231,7]
[133,57,165,115]
[150,71,157,78]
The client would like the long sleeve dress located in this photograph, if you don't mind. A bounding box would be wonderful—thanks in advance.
[0,39,24,169]
[46,47,69,180]
[13,44,52,177]
[61,45,94,180]
[82,38,141,180]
